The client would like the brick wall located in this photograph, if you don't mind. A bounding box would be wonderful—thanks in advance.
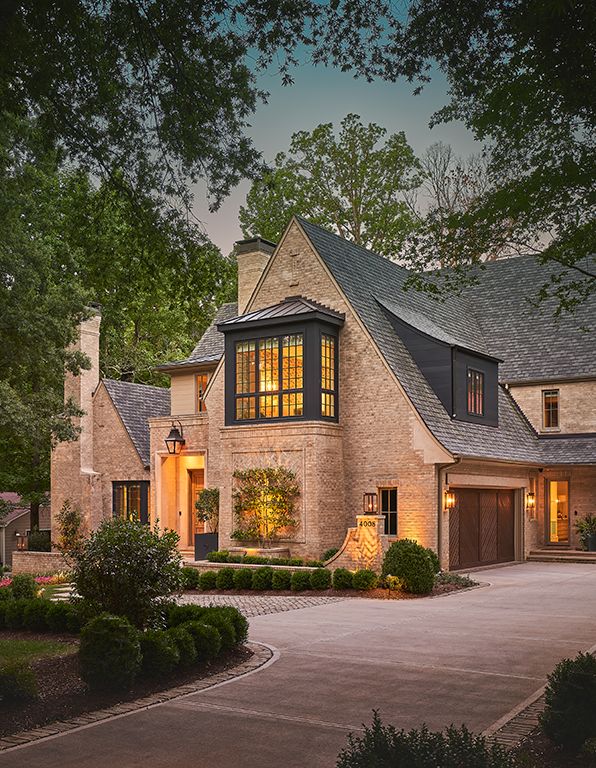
[510,380,596,433]
[12,551,68,575]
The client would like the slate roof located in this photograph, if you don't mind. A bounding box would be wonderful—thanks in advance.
[218,296,345,327]
[157,303,238,370]
[102,379,170,467]
[296,217,596,465]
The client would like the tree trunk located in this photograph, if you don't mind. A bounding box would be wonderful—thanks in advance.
[30,499,40,532]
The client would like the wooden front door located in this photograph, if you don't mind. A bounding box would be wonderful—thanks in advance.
[450,489,515,569]
[188,469,205,544]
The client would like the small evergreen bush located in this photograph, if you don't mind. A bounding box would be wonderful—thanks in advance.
[333,568,354,590]
[23,599,52,631]
[425,547,441,574]
[0,602,8,629]
[291,571,311,591]
[79,614,141,691]
[199,570,217,590]
[310,568,332,590]
[46,602,81,634]
[0,662,38,703]
[540,652,596,751]
[11,574,37,600]
[5,599,30,629]
[352,569,378,591]
[211,606,249,645]
[251,567,273,590]
[182,621,222,660]
[181,567,200,590]
[382,539,435,594]
[243,555,269,565]
[167,626,197,667]
[207,550,229,563]
[215,567,235,590]
[322,547,340,562]
[139,629,180,677]
[168,604,207,627]
[271,570,291,590]
[200,613,236,650]
[233,568,254,590]
[0,587,13,601]
[27,529,51,552]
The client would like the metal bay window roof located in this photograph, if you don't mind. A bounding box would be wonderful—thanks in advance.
[217,296,345,332]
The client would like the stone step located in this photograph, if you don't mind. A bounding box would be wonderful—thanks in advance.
[527,550,596,563]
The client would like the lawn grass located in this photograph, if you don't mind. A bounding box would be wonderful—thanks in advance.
[0,638,77,664]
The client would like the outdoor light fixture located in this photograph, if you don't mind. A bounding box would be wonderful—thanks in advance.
[164,421,185,455]
[444,490,456,512]
[15,532,25,551]
[363,492,378,514]
[526,491,536,515]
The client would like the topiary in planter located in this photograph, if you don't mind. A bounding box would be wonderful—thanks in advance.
[79,614,141,692]
[11,574,37,600]
[382,539,435,595]
[332,568,354,590]
[291,570,311,592]
[272,570,292,590]
[233,568,254,590]
[199,570,217,590]
[182,621,222,660]
[0,661,38,703]
[310,568,332,590]
[352,569,378,591]
[251,567,273,591]
[540,652,596,751]
[140,629,180,677]
[215,567,235,590]
[167,626,197,668]
[23,599,52,631]
[181,567,200,590]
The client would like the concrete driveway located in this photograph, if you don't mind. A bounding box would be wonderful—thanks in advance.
[3,562,596,768]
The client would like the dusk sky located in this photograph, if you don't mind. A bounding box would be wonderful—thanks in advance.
[192,61,481,256]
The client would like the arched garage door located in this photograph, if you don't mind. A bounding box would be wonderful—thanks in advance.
[449,489,515,570]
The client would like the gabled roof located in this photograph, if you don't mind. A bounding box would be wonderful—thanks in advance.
[218,296,344,330]
[102,379,170,467]
[296,217,595,465]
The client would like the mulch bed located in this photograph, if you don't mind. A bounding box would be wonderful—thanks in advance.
[0,631,252,739]
[515,729,595,767]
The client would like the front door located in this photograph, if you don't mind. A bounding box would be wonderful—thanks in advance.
[450,488,515,569]
[546,479,569,544]
[188,469,205,545]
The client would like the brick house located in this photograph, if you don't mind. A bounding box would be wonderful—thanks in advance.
[51,217,596,569]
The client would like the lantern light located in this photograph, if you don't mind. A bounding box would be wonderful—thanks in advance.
[363,492,378,514]
[526,491,536,515]
[164,421,185,455]
[444,491,456,512]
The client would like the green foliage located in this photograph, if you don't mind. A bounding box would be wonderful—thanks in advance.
[332,569,354,590]
[271,570,292,590]
[240,114,420,258]
[55,500,87,561]
[79,614,141,692]
[233,569,254,590]
[382,539,435,595]
[435,572,477,588]
[310,569,332,590]
[352,570,378,591]
[181,567,201,591]
[72,518,182,628]
[46,602,81,634]
[195,489,220,534]
[215,568,235,590]
[575,515,596,550]
[214,607,249,645]
[139,630,180,677]
[540,652,596,752]
[425,548,441,574]
[207,551,230,563]
[251,567,273,591]
[11,574,37,600]
[0,662,38,703]
[205,550,322,567]
[168,604,209,627]
[199,571,217,591]
[337,713,518,768]
[5,599,30,630]
[0,587,12,602]
[0,602,8,629]
[291,571,311,592]
[182,621,222,660]
[322,547,340,562]
[200,614,236,651]
[23,599,52,632]
[27,529,51,552]
[167,626,197,668]
[231,467,300,547]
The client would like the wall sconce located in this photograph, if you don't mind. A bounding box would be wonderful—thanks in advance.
[15,532,26,551]
[525,491,536,516]
[444,491,456,512]
[363,492,378,514]
[165,421,185,455]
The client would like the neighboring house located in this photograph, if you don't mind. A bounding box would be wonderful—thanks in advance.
[51,219,596,568]
[0,493,51,569]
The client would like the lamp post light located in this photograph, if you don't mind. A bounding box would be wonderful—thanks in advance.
[165,421,185,455]
[363,492,378,515]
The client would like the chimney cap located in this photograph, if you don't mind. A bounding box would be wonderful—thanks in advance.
[234,237,276,256]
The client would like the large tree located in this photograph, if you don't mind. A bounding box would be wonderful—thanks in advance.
[240,114,420,257]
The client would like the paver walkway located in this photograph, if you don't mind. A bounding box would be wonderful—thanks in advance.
[178,593,346,616]
[2,563,595,768]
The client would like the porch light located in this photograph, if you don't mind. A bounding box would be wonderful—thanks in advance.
[363,492,378,514]
[444,491,456,512]
[525,491,536,515]
[165,421,185,455]
[15,532,26,551]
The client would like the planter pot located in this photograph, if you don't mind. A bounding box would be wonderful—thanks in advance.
[587,533,596,552]
[194,533,218,561]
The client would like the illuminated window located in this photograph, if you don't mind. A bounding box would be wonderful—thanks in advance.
[235,334,303,420]
[321,334,336,418]
[112,481,149,523]
[196,373,210,412]
[380,488,398,536]
[467,369,484,415]
[542,389,559,429]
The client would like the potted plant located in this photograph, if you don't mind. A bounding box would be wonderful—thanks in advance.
[194,488,219,560]
[575,514,596,552]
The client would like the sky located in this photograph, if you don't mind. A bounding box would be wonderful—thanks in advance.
[191,62,481,256]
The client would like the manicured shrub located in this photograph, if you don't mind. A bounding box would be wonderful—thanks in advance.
[5,599,30,629]
[291,570,311,592]
[243,555,270,565]
[425,547,441,574]
[181,567,200,590]
[207,551,229,563]
[182,621,222,660]
[79,614,141,692]
[337,714,517,768]
[168,604,208,627]
[251,567,273,591]
[0,662,38,703]
[288,558,304,567]
[215,567,235,590]
[0,602,7,629]
[272,569,291,590]
[211,606,249,645]
[352,569,378,591]
[11,574,37,600]
[233,568,254,590]
[27,529,51,552]
[199,570,217,590]
[322,547,340,562]
[382,539,435,595]
[540,652,596,751]
[46,602,81,634]
[139,629,180,677]
[199,613,236,651]
[0,587,13,601]
[305,560,324,568]
[23,599,52,631]
[332,568,354,590]
[167,626,197,668]
[309,568,332,590]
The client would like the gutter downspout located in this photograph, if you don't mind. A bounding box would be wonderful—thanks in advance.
[437,457,462,569]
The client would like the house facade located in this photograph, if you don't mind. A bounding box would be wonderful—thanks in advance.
[51,218,596,570]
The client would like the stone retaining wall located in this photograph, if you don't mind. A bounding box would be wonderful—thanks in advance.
[11,551,68,575]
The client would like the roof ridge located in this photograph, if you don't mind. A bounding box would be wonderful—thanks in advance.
[103,378,169,394]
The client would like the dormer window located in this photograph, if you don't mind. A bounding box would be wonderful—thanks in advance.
[467,369,484,416]
[542,389,559,429]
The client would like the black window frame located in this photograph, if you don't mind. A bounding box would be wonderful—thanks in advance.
[379,487,398,536]
[320,330,338,420]
[467,368,485,416]
[112,481,149,524]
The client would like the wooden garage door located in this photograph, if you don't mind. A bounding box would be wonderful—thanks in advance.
[449,489,515,570]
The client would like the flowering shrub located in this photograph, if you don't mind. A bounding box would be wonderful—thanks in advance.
[0,572,70,589]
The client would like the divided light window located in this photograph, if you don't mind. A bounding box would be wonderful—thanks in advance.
[380,488,398,536]
[467,369,484,416]
[112,481,149,524]
[321,334,336,418]
[235,334,303,420]
[543,389,559,429]
[196,373,209,413]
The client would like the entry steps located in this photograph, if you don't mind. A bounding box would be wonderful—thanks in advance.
[527,548,596,564]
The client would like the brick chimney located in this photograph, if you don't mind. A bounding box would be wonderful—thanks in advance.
[235,237,276,313]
